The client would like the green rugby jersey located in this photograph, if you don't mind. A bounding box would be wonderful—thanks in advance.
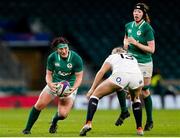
[47,50,83,86]
[125,20,155,63]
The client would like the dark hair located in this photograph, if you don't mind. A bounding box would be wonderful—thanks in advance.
[134,3,150,23]
[51,37,69,49]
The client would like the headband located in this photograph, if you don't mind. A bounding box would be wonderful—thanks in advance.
[134,4,147,13]
[57,43,68,49]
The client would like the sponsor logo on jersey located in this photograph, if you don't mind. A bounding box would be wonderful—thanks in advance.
[58,71,71,76]
[67,63,72,69]
[137,30,141,36]
[55,62,60,67]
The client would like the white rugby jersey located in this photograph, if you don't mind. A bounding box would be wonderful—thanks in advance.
[104,53,141,74]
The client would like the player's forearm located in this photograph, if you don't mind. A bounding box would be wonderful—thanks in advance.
[73,71,83,90]
[46,70,53,84]
[73,78,82,90]
[90,71,104,90]
[123,44,128,50]
[135,41,155,54]
[46,75,52,85]
[123,35,129,50]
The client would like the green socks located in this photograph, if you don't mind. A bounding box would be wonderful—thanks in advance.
[116,91,128,113]
[24,106,41,131]
[144,95,153,122]
[117,90,153,123]
[52,112,61,125]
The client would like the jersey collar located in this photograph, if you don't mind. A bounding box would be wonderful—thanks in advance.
[57,51,71,62]
[132,20,145,29]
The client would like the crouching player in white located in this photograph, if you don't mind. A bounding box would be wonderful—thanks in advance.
[22,37,83,134]
[80,47,144,136]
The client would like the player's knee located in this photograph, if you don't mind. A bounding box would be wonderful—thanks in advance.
[133,96,141,103]
[58,113,68,120]
[58,110,69,120]
[34,103,46,110]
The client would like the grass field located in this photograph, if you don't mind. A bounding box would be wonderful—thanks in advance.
[0,108,180,137]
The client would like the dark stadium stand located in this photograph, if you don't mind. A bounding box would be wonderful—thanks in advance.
[0,43,27,93]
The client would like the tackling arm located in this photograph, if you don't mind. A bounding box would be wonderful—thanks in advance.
[87,63,111,97]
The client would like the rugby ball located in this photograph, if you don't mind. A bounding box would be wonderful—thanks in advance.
[56,81,70,97]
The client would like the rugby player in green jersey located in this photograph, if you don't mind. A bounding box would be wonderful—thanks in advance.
[22,37,83,134]
[116,3,155,131]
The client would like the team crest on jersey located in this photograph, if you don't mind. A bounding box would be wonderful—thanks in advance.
[128,29,132,33]
[55,62,60,67]
[67,63,72,69]
[137,30,141,36]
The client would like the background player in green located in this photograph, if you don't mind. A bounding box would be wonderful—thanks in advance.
[116,3,155,131]
[22,36,83,134]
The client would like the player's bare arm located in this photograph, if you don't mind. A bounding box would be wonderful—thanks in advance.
[46,69,57,92]
[73,71,83,91]
[123,35,129,50]
[128,37,155,54]
[87,63,111,98]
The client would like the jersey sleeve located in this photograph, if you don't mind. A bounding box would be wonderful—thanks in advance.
[74,55,83,72]
[124,22,132,36]
[125,24,128,36]
[104,55,112,63]
[46,54,54,71]
[145,25,155,41]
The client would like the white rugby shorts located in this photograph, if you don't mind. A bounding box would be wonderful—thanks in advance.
[138,62,153,78]
[109,72,144,90]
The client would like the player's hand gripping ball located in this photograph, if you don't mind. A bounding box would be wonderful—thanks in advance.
[56,81,70,97]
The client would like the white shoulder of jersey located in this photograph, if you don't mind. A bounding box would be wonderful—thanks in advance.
[105,54,118,63]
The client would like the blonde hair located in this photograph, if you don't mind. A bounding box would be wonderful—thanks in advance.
[111,47,127,54]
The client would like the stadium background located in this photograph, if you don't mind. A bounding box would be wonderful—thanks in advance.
[0,0,180,109]
[0,0,180,137]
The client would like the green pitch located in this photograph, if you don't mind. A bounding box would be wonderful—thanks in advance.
[0,108,180,137]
